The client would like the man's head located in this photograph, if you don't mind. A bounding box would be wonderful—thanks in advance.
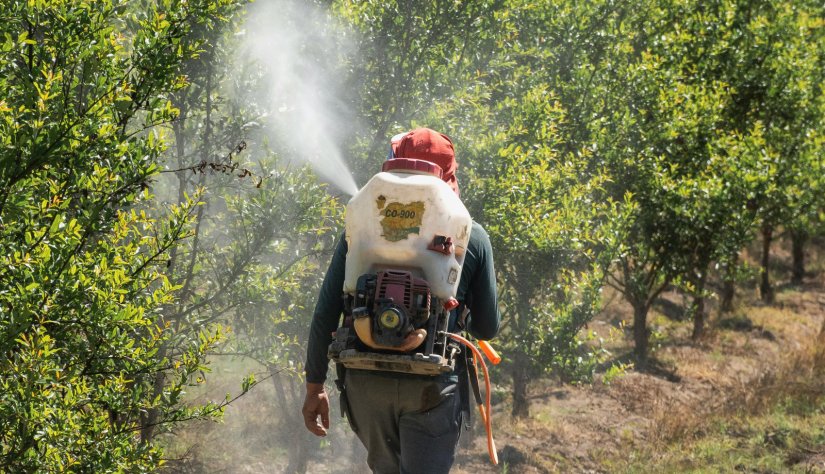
[390,128,458,195]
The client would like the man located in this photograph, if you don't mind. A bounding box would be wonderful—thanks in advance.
[302,128,500,473]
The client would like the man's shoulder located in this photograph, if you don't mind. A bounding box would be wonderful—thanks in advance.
[470,221,490,241]
[469,221,492,251]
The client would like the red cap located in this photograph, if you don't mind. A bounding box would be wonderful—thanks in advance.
[391,128,458,195]
[382,158,443,178]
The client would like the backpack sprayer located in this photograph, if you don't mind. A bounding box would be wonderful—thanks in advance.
[327,157,500,465]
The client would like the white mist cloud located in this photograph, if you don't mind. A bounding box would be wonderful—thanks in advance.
[240,0,360,196]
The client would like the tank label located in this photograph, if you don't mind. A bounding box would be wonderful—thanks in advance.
[379,201,425,242]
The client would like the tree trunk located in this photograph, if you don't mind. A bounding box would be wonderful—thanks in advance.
[791,229,807,285]
[720,253,737,314]
[632,301,649,365]
[691,271,707,340]
[510,352,530,418]
[760,224,774,304]
[719,270,736,313]
[139,371,167,444]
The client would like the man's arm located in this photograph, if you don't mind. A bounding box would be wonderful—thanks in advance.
[465,224,500,340]
[305,235,347,384]
[302,235,347,436]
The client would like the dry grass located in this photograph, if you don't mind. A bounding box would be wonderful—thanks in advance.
[453,266,825,473]
[647,338,825,449]
[609,267,825,473]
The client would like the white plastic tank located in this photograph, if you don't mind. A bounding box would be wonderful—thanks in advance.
[344,158,473,300]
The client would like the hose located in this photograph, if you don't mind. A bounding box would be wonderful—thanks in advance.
[448,333,498,465]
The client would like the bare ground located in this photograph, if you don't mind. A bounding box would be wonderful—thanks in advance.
[452,280,825,474]
[166,281,825,473]
[167,240,825,473]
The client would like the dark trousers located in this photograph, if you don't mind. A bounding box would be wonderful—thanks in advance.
[343,369,462,474]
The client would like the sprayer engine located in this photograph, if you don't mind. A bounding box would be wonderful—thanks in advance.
[328,269,457,375]
[352,271,430,347]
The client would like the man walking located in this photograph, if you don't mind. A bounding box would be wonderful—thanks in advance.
[302,128,500,473]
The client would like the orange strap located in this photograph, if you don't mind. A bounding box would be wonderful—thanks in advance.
[449,333,498,465]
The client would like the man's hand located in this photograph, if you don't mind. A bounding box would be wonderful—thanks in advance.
[302,382,330,436]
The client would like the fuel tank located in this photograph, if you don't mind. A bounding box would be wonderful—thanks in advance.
[343,158,472,300]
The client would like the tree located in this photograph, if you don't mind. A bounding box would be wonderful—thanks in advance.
[474,93,626,417]
[147,6,344,469]
[333,0,507,181]
[416,0,633,416]
[569,0,777,358]
[718,0,824,301]
[631,0,770,339]
[0,1,243,470]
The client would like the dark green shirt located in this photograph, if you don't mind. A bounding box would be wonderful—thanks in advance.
[305,221,500,383]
